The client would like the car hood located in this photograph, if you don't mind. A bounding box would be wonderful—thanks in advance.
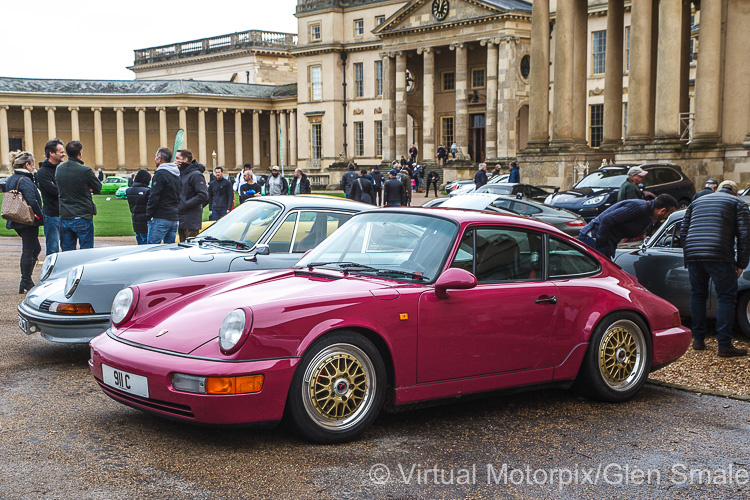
[114,269,409,355]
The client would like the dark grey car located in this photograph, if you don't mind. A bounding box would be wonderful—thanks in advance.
[614,209,750,336]
[18,196,371,343]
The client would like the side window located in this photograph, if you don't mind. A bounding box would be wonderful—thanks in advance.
[661,168,681,183]
[293,211,353,253]
[652,222,681,248]
[548,238,601,279]
[268,212,297,253]
[511,201,542,215]
[451,227,542,283]
[490,199,513,211]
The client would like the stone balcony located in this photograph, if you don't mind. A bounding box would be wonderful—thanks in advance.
[133,30,298,66]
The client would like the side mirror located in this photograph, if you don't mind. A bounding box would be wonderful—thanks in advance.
[640,237,650,253]
[244,243,270,262]
[434,268,477,300]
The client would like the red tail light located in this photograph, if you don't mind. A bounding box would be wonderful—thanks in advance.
[565,219,586,227]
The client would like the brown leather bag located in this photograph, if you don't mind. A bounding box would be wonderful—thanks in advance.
[1,178,35,225]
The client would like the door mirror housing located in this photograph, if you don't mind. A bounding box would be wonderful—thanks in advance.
[244,243,270,262]
[434,268,478,299]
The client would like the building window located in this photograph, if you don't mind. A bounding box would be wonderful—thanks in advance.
[375,120,383,156]
[441,116,454,147]
[590,104,603,148]
[311,123,322,159]
[376,15,385,26]
[471,68,485,89]
[520,54,530,79]
[375,60,383,96]
[592,30,606,75]
[623,102,628,139]
[442,71,455,91]
[310,23,321,42]
[354,19,364,36]
[354,122,364,156]
[689,38,695,63]
[354,63,364,97]
[310,65,322,101]
[625,26,630,72]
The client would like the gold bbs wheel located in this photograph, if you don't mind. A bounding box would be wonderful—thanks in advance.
[301,343,377,431]
[597,319,647,392]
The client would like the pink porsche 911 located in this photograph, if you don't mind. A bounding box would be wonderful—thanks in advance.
[89,208,691,443]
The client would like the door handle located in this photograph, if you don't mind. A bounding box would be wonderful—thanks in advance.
[535,295,557,304]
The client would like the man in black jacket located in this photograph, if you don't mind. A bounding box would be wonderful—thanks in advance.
[55,140,102,251]
[370,166,383,206]
[681,180,750,357]
[176,149,209,242]
[207,166,233,220]
[146,147,181,244]
[425,170,440,197]
[340,163,359,199]
[691,177,718,202]
[290,168,312,195]
[126,169,151,245]
[350,169,375,205]
[383,169,405,207]
[474,163,488,189]
[36,138,65,255]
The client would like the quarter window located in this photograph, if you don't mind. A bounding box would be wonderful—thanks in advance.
[548,238,601,279]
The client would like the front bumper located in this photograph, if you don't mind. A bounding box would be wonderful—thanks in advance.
[651,325,692,369]
[17,300,110,343]
[89,331,299,425]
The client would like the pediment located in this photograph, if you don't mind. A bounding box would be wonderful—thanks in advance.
[374,0,530,35]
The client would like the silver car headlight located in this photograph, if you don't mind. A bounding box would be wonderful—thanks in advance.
[219,309,247,353]
[64,266,84,298]
[583,195,607,206]
[111,288,135,326]
[40,253,57,281]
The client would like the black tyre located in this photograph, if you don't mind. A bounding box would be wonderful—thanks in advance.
[574,312,652,402]
[678,198,690,210]
[287,331,386,443]
[735,292,750,339]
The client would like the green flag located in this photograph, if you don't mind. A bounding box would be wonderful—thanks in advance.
[172,129,184,161]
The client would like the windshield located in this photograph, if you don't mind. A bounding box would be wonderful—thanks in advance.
[575,170,627,189]
[297,212,458,282]
[199,200,282,247]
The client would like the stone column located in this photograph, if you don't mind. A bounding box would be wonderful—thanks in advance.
[381,53,396,162]
[654,0,686,141]
[0,106,9,170]
[497,36,521,158]
[21,106,34,154]
[136,107,148,167]
[626,0,655,142]
[252,110,261,166]
[571,0,588,144]
[198,107,208,164]
[68,107,80,141]
[692,0,722,143]
[418,47,435,163]
[279,111,288,168]
[270,111,278,166]
[482,40,498,159]
[552,3,575,145]
[45,106,56,139]
[451,43,468,157]
[177,106,188,149]
[395,51,408,158]
[115,107,126,168]
[92,107,104,167]
[157,107,168,147]
[602,0,625,148]
[528,0,550,146]
[216,108,226,166]
[289,110,297,168]
[235,109,244,168]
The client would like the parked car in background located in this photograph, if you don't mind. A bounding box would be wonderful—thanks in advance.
[614,209,750,337]
[545,164,696,221]
[460,182,552,203]
[99,176,130,194]
[18,196,371,343]
[115,185,128,199]
[444,179,474,195]
[427,193,586,236]
[447,174,510,197]
[89,208,690,443]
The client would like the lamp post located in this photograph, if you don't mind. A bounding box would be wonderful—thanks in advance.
[212,150,217,169]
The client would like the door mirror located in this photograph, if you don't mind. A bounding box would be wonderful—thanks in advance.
[640,236,650,253]
[434,268,477,300]
[244,243,270,262]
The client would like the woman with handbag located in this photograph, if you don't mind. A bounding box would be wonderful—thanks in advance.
[4,151,44,293]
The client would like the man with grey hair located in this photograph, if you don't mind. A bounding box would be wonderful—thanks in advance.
[617,166,647,202]
[692,177,719,202]
[146,147,181,244]
[474,163,488,189]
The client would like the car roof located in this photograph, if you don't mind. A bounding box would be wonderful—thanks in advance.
[254,195,373,211]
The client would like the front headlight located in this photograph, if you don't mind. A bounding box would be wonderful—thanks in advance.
[583,195,607,206]
[64,266,84,298]
[111,288,135,326]
[219,309,247,353]
[40,253,57,281]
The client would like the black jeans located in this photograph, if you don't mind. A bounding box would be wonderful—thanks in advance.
[425,179,439,196]
[688,261,738,348]
[15,225,41,280]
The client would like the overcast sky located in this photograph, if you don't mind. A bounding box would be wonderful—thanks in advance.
[1,0,299,81]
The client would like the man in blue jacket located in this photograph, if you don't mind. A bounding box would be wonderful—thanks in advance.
[578,194,677,259]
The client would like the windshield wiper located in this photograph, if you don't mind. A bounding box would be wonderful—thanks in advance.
[196,236,249,249]
[306,261,380,272]
[373,269,428,281]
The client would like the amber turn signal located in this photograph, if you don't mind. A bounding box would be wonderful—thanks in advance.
[50,302,95,314]
[672,312,681,327]
[206,375,264,395]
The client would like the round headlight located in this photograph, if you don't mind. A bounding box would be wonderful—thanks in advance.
[111,288,135,326]
[219,309,247,353]
[64,266,84,298]
[40,253,57,281]
[583,195,607,206]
